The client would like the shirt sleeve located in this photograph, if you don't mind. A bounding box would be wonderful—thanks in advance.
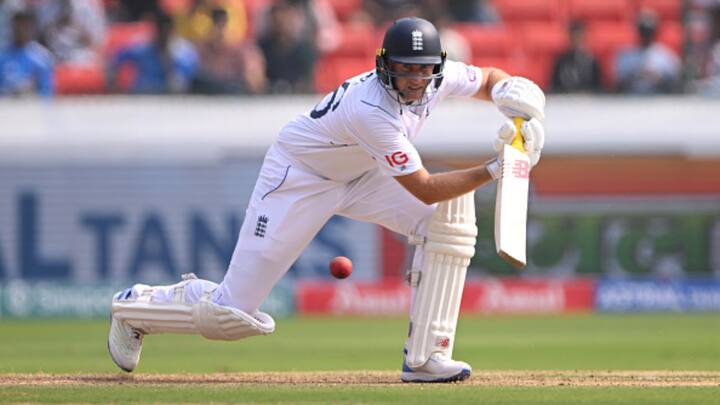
[28,44,54,97]
[346,102,423,177]
[111,46,134,70]
[35,60,53,97]
[437,60,483,99]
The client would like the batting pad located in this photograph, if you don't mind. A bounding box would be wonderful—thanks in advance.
[405,192,477,369]
[194,295,275,340]
[112,293,275,341]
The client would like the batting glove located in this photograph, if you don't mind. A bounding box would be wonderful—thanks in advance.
[491,77,546,121]
[494,118,545,167]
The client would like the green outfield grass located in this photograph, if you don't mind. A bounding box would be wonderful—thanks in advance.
[3,385,720,405]
[1,314,719,404]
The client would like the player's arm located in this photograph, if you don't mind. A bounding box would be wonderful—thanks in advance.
[394,116,545,205]
[394,163,498,205]
[472,67,511,101]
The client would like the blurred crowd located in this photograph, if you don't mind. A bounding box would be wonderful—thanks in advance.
[0,0,719,97]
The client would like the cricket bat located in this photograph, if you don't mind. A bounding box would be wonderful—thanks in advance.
[494,117,531,269]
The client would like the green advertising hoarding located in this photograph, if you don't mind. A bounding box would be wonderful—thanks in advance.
[0,280,295,319]
[472,194,720,277]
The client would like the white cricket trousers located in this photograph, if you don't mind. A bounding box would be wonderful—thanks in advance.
[213,143,436,312]
[147,144,435,311]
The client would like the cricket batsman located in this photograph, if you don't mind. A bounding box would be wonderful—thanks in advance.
[108,17,545,383]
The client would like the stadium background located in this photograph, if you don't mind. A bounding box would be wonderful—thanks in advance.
[0,0,719,320]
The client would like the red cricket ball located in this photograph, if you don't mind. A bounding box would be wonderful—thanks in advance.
[329,256,353,279]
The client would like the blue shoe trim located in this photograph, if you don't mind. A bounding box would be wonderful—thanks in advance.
[115,287,132,301]
[401,348,411,371]
[401,368,472,383]
[439,368,471,383]
[401,347,471,383]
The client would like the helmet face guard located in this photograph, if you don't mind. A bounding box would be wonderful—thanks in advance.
[377,53,445,82]
[375,18,447,102]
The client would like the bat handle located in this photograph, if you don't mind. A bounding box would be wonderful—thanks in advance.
[511,117,526,152]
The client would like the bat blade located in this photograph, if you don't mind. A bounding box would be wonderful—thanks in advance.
[494,122,531,269]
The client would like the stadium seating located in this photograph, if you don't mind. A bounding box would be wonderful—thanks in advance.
[325,0,362,22]
[159,0,191,15]
[636,0,683,22]
[518,23,570,89]
[568,0,634,24]
[657,20,684,55]
[40,0,691,96]
[243,0,271,33]
[323,23,376,58]
[519,23,569,59]
[55,62,106,95]
[494,0,566,25]
[587,22,638,56]
[313,22,376,93]
[453,23,576,89]
[453,25,518,59]
[314,56,372,93]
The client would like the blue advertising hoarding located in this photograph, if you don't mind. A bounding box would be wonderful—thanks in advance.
[596,278,720,312]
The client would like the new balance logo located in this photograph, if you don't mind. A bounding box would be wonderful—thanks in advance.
[411,30,423,51]
[512,160,530,179]
[255,215,269,237]
[436,336,450,349]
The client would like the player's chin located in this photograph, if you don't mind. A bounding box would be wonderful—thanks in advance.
[402,89,424,102]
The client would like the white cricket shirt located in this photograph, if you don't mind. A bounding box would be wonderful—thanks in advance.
[275,60,483,182]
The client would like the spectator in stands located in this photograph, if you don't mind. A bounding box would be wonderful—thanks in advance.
[301,0,341,54]
[253,0,341,55]
[691,4,720,95]
[446,0,499,25]
[0,10,54,97]
[106,0,163,23]
[705,7,720,87]
[257,0,316,93]
[683,2,714,86]
[359,0,421,27]
[38,0,106,64]
[421,2,471,63]
[107,12,198,94]
[175,0,248,46]
[192,7,266,94]
[615,10,681,94]
[550,20,603,93]
[0,0,26,50]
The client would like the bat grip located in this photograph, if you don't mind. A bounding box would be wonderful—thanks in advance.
[511,117,526,152]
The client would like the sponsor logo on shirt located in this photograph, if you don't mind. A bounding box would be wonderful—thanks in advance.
[385,151,409,168]
[466,67,477,82]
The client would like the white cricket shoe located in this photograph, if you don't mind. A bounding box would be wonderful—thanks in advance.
[401,351,472,383]
[107,287,145,372]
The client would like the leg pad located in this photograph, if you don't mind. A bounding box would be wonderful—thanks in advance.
[405,192,477,368]
[112,290,275,341]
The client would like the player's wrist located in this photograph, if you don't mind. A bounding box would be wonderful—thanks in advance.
[485,157,502,181]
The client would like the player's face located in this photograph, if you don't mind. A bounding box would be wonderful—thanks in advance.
[390,62,435,103]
